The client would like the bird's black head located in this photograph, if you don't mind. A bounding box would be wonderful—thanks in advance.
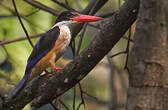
[55,11,103,23]
[56,11,78,23]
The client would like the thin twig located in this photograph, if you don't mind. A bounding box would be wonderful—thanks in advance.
[73,87,76,110]
[24,0,59,16]
[88,23,101,29]
[77,83,85,110]
[124,28,131,69]
[0,33,43,45]
[110,51,127,58]
[12,0,34,47]
[122,35,134,43]
[24,9,40,17]
[50,102,58,110]
[51,0,75,11]
[0,2,15,14]
[70,40,76,57]
[59,99,70,110]
[0,3,46,31]
[83,91,98,101]
[0,2,35,18]
[75,23,88,55]
[64,0,69,6]
[124,26,132,76]
[97,11,116,18]
[0,15,16,18]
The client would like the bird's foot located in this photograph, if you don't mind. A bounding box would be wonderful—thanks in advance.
[53,67,64,71]
[53,67,64,72]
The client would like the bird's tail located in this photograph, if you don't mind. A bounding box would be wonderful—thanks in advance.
[11,72,30,99]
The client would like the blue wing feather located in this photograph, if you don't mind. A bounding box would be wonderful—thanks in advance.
[26,26,60,71]
[11,73,30,98]
[11,26,60,98]
[26,49,49,70]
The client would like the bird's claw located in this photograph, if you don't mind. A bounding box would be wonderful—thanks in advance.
[53,67,64,72]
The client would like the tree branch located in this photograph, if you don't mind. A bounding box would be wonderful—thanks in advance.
[0,33,43,45]
[1,0,139,109]
[51,0,75,11]
[0,2,46,31]
[24,0,59,16]
[12,0,34,47]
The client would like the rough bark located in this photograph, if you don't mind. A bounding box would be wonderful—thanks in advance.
[1,0,140,109]
[127,0,168,110]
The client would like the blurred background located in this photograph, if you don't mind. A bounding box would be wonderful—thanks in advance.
[0,0,130,110]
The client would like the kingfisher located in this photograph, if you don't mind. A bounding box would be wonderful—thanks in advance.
[11,11,102,98]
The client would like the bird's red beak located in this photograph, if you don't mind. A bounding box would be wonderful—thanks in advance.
[70,14,103,22]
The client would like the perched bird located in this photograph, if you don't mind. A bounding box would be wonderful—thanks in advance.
[11,11,102,98]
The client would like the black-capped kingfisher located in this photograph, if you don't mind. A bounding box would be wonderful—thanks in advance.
[11,11,102,98]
